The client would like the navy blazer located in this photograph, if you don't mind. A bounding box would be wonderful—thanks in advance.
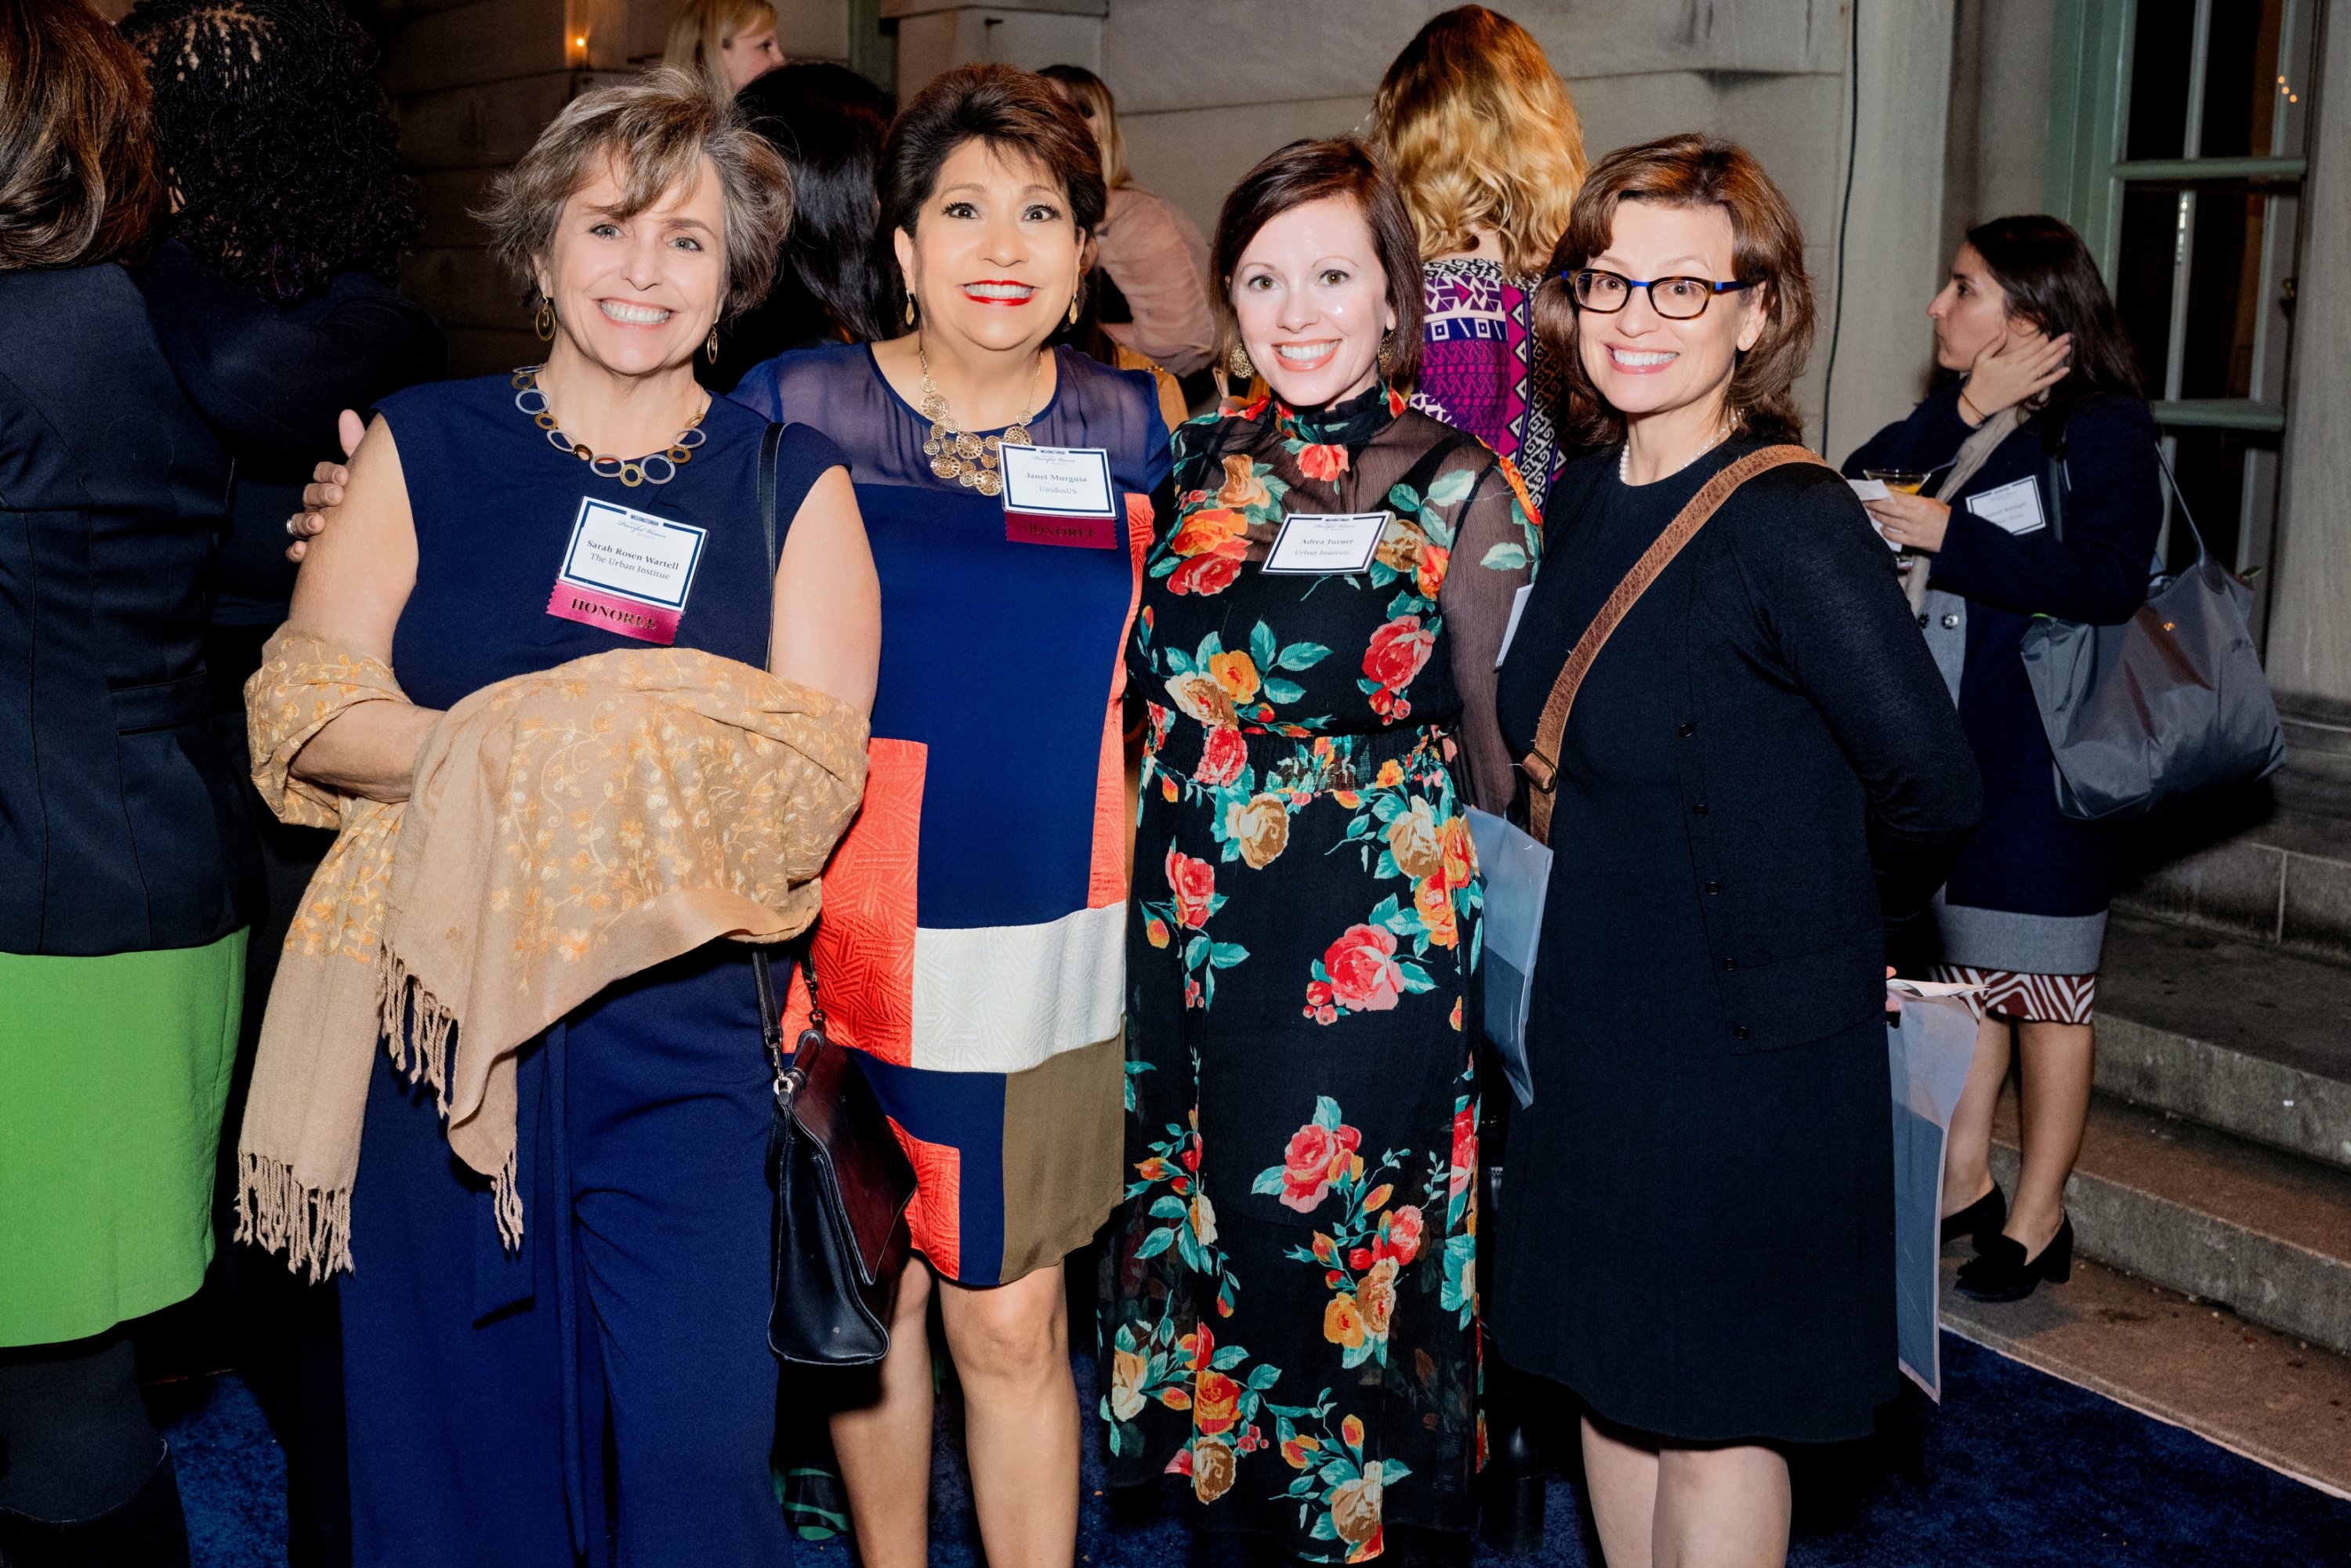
[139,239,447,642]
[0,264,262,956]
[1843,385,2162,795]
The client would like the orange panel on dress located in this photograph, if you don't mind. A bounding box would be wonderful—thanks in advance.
[784,737,925,1066]
[1086,493,1154,910]
[888,1116,963,1280]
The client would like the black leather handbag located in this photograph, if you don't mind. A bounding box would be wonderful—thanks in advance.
[750,422,917,1368]
[752,947,916,1367]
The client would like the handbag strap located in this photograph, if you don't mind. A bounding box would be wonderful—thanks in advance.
[752,422,817,1090]
[1522,444,1820,843]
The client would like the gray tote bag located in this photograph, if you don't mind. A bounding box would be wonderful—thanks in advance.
[2019,451,2284,822]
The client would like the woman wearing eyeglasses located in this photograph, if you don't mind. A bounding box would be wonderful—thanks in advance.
[1488,136,1979,1567]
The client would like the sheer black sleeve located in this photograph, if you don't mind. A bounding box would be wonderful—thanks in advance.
[1437,452,1540,816]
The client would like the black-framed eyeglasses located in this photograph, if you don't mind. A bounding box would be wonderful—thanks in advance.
[1567,269,1753,319]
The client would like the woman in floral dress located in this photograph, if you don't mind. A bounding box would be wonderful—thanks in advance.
[1099,139,1538,1563]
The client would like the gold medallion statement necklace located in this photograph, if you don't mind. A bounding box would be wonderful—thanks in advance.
[918,339,1040,498]
[512,364,707,487]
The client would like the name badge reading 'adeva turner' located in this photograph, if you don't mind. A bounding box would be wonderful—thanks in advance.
[1001,444,1121,549]
[545,497,708,645]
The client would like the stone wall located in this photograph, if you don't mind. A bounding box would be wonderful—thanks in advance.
[385,0,856,377]
[901,0,1965,463]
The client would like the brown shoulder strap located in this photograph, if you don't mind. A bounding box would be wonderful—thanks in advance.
[1523,444,1820,842]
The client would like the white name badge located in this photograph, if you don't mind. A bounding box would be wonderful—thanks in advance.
[1001,444,1120,548]
[1965,476,2048,537]
[1494,582,1534,669]
[1261,511,1389,575]
[545,497,708,644]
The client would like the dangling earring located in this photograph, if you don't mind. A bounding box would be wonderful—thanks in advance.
[705,328,720,364]
[1226,342,1255,380]
[904,295,918,328]
[534,295,556,342]
[1376,329,1397,379]
[1067,292,1081,328]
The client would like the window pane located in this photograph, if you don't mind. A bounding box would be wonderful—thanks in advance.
[2126,0,2199,161]
[2197,0,2287,158]
[2161,427,2269,580]
[2115,188,2184,395]
[2179,188,2269,400]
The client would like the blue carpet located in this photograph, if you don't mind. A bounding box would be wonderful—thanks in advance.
[165,1333,2347,1567]
[152,1374,288,1568]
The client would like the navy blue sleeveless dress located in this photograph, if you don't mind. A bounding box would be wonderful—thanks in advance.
[339,371,844,1568]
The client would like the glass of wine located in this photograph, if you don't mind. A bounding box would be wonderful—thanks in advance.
[1862,470,1933,581]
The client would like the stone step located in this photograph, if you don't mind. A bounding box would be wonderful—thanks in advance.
[1987,1088,2351,1356]
[2115,802,2351,961]
[2095,911,2351,1170]
[1937,1254,2351,1501]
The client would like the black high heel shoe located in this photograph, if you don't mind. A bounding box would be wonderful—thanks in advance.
[1954,1213,2074,1302]
[1940,1182,2007,1249]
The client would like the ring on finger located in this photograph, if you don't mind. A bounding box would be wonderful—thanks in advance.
[284,516,301,537]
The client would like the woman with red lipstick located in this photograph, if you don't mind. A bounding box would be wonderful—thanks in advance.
[1099,137,1538,1562]
[1488,136,1980,1567]
[730,64,1172,1568]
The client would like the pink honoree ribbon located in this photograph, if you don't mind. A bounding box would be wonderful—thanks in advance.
[544,497,707,646]
[545,582,683,644]
[1002,444,1121,549]
[1005,510,1120,549]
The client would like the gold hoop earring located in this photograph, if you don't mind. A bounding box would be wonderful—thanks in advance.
[706,328,719,364]
[1067,293,1081,328]
[1226,342,1255,380]
[904,295,917,328]
[534,297,555,342]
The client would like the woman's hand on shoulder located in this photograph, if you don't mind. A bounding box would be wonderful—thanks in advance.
[1960,324,2071,425]
[284,408,366,563]
[770,464,881,720]
[284,412,416,661]
[281,412,433,802]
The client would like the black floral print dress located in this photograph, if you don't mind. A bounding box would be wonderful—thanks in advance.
[1100,384,1538,1561]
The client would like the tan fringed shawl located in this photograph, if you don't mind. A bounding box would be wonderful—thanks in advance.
[237,630,869,1278]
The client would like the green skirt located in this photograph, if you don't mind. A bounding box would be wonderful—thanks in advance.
[0,931,246,1347]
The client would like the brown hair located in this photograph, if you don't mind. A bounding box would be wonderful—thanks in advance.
[1534,133,1815,447]
[1964,214,2145,433]
[477,68,792,320]
[0,0,165,271]
[881,63,1103,255]
[1036,63,1128,190]
[1212,137,1425,389]
[1371,5,1587,274]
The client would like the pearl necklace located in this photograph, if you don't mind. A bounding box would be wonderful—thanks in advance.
[1620,422,1733,486]
[512,366,706,487]
[918,340,1041,497]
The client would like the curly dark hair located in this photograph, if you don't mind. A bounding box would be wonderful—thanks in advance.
[121,0,419,305]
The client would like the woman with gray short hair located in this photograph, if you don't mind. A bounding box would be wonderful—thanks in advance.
[248,71,878,1566]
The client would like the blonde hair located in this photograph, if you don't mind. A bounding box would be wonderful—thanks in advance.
[662,0,778,101]
[1036,63,1127,189]
[478,69,792,319]
[1371,5,1587,275]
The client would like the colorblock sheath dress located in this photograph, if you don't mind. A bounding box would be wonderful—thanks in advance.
[732,342,1172,1286]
